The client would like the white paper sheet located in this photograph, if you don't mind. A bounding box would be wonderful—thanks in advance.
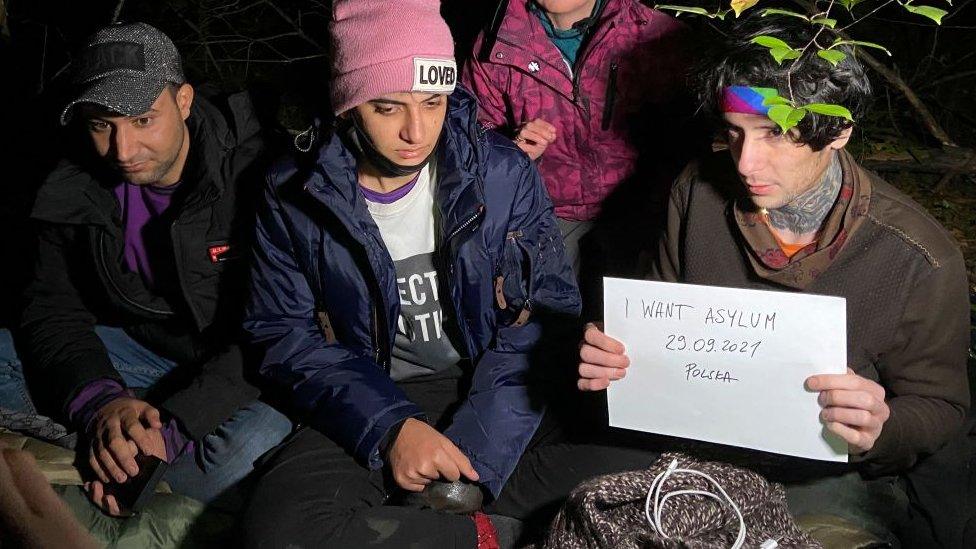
[604,277,848,462]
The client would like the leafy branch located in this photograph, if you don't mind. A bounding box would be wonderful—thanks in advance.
[654,0,955,135]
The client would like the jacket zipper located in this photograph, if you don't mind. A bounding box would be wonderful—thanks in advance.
[446,205,486,242]
[97,232,174,316]
[601,62,618,131]
[363,230,392,371]
[371,296,386,368]
[572,21,614,116]
[440,205,486,359]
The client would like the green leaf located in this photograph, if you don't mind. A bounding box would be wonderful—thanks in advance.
[730,0,759,17]
[803,103,854,120]
[769,47,802,64]
[811,17,838,27]
[817,49,847,66]
[760,8,810,19]
[654,4,712,16]
[752,35,793,50]
[752,36,803,64]
[837,0,869,10]
[832,38,893,56]
[903,4,949,24]
[762,95,793,106]
[767,105,808,133]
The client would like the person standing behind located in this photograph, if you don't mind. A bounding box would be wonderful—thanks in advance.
[463,0,691,299]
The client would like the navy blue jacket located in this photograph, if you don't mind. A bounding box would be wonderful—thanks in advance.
[245,88,580,496]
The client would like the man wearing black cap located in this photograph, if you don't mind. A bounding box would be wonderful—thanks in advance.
[0,22,291,514]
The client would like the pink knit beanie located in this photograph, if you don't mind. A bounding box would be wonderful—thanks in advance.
[329,0,457,115]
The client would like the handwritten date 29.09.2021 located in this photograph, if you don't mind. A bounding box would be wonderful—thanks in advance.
[664,335,762,359]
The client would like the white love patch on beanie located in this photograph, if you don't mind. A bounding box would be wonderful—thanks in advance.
[413,58,457,93]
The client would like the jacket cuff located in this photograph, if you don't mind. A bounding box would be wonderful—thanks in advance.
[66,379,130,435]
[310,400,425,470]
[851,405,910,476]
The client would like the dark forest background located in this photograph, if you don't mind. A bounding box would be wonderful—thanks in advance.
[1,0,974,352]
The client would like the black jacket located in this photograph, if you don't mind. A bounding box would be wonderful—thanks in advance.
[20,92,270,439]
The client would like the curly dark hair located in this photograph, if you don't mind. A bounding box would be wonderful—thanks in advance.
[696,14,873,150]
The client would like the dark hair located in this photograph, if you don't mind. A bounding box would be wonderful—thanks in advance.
[697,14,872,150]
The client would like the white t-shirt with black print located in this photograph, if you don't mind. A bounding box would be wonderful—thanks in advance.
[363,164,465,381]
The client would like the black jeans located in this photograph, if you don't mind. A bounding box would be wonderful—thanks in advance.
[239,377,656,548]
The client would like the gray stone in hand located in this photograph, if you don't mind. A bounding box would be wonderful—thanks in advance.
[401,480,483,514]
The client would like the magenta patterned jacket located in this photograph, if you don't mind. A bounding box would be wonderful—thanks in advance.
[463,0,688,221]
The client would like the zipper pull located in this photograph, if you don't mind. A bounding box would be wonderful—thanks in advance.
[602,62,619,131]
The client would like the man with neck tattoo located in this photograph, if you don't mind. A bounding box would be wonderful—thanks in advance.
[576,17,970,543]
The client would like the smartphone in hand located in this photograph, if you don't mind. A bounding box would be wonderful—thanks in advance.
[103,453,168,516]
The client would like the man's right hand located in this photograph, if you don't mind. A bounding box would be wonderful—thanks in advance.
[88,397,165,484]
[386,418,479,492]
[514,118,557,160]
[578,322,631,391]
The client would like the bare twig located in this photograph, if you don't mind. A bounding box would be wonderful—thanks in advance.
[918,69,976,91]
[111,0,127,23]
[785,0,835,103]
[211,1,267,19]
[170,5,225,79]
[259,0,325,51]
[858,52,957,146]
[37,25,48,94]
[183,32,302,47]
[0,0,9,40]
[944,0,976,20]
[910,26,939,85]
[212,54,327,63]
[935,149,976,192]
[860,146,976,174]
[885,88,904,139]
[836,0,898,32]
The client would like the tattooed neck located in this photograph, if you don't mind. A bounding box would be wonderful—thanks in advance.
[766,155,843,235]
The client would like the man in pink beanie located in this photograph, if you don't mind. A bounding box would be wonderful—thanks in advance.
[239,1,655,547]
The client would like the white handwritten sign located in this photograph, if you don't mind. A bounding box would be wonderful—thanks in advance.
[604,277,848,462]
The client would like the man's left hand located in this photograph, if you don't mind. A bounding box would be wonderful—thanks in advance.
[806,368,890,454]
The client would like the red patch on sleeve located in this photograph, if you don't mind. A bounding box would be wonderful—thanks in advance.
[208,245,231,263]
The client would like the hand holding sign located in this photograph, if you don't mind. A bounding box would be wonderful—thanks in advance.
[596,278,851,462]
[578,322,629,391]
[578,327,890,454]
[807,368,890,453]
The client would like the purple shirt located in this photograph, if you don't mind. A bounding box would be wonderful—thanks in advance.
[359,171,421,204]
[70,181,190,462]
[113,181,181,290]
[68,379,192,462]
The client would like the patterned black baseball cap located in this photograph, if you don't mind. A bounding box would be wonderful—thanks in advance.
[60,22,185,125]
